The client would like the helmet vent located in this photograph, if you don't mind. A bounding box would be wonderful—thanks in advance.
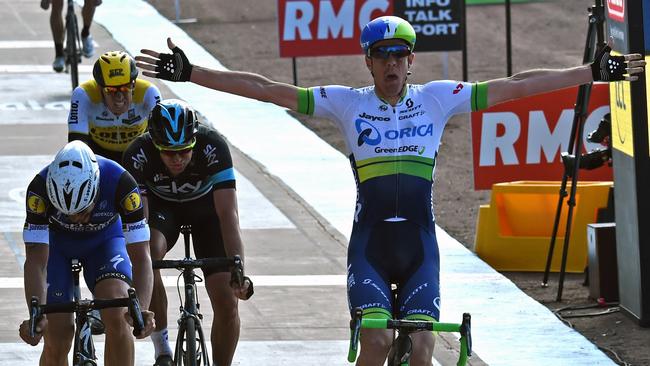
[72,161,83,169]
[59,161,69,168]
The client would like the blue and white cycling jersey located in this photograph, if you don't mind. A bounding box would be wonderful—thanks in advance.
[299,81,486,233]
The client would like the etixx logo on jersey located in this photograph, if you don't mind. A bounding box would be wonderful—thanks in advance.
[109,68,125,78]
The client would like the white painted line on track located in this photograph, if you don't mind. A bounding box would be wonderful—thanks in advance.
[0,41,54,48]
[0,65,93,73]
[0,340,439,366]
[0,40,99,49]
[0,275,345,289]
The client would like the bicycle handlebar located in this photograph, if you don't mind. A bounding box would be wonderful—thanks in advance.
[28,288,145,337]
[347,307,472,366]
[153,254,254,300]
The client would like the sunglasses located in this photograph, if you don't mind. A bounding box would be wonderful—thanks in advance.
[368,45,412,59]
[103,84,133,95]
[154,139,196,156]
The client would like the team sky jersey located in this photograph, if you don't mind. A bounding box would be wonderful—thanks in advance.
[22,156,150,245]
[122,124,236,203]
[298,81,487,233]
[68,79,161,162]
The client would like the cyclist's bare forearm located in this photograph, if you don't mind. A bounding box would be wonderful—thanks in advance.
[212,189,244,261]
[191,66,299,111]
[23,244,48,306]
[127,241,153,310]
[485,65,592,108]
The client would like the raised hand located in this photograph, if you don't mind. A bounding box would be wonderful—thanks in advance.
[591,44,645,82]
[136,38,193,82]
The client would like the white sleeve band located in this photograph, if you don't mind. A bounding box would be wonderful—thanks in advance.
[123,219,150,244]
[23,224,50,245]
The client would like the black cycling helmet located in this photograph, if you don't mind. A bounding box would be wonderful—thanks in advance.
[148,99,199,150]
[93,51,138,87]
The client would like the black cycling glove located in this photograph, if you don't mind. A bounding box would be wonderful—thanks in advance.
[591,45,627,82]
[155,46,193,82]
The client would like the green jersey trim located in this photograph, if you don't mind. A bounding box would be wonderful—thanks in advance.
[361,307,392,320]
[296,87,315,115]
[356,155,435,183]
[471,82,488,111]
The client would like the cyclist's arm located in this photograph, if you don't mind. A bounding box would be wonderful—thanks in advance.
[126,241,152,310]
[116,171,153,309]
[23,243,48,306]
[212,188,244,261]
[483,65,592,109]
[191,66,301,111]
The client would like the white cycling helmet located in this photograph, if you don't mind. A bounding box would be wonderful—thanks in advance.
[46,141,100,215]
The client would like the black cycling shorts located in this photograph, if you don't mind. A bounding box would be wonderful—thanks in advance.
[148,193,228,276]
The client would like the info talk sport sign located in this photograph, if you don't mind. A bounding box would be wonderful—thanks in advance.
[471,83,612,190]
[277,0,463,57]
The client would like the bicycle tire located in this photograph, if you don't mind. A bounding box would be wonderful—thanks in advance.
[176,317,198,366]
[66,11,79,90]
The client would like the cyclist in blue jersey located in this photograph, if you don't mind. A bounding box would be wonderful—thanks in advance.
[122,99,252,366]
[135,16,644,366]
[18,141,155,366]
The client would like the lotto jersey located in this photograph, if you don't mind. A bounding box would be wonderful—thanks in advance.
[23,156,150,245]
[68,79,161,161]
[122,125,236,203]
[298,81,487,232]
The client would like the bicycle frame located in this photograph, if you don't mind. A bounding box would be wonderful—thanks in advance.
[347,307,472,366]
[152,225,249,366]
[29,259,144,366]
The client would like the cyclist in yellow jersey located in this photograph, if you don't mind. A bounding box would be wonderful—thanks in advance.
[136,16,645,366]
[68,51,161,163]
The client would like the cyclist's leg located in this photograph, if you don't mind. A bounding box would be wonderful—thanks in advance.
[147,200,180,361]
[193,206,239,365]
[84,235,135,366]
[42,241,74,365]
[49,0,65,70]
[347,224,394,366]
[395,224,441,366]
[80,0,96,34]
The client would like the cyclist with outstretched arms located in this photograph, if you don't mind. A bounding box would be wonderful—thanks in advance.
[68,51,161,163]
[18,141,155,366]
[122,99,252,366]
[136,16,644,366]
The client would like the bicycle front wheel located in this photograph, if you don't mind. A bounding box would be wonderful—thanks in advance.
[175,317,198,366]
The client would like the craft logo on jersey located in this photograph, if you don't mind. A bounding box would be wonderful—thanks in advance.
[121,190,142,212]
[27,192,47,215]
[607,0,624,22]
[109,68,125,78]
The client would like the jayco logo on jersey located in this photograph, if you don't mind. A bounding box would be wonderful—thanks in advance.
[358,112,389,122]
[356,119,435,147]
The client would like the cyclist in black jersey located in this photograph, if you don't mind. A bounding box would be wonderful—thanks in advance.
[122,99,252,366]
[135,16,645,366]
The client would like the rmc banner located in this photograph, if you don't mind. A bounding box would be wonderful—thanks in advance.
[470,83,612,190]
[277,0,464,57]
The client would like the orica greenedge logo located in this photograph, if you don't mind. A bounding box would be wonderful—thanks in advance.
[355,117,433,156]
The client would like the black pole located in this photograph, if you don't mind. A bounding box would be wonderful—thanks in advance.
[462,0,467,81]
[292,57,298,86]
[505,0,512,76]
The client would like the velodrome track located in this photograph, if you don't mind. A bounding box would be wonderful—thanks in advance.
[0,0,616,364]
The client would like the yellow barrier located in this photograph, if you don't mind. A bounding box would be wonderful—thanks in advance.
[474,181,613,272]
